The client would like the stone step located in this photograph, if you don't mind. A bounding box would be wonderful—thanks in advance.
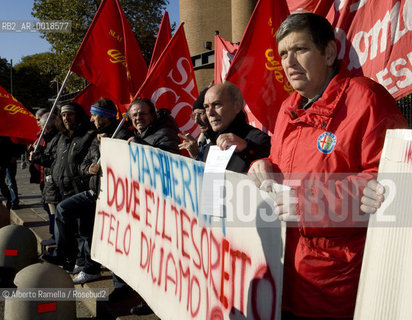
[3,205,153,319]
[7,205,50,255]
[0,203,10,228]
[3,200,92,318]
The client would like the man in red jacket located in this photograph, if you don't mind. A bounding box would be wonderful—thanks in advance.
[248,13,408,319]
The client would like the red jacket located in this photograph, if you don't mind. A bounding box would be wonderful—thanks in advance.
[269,64,408,318]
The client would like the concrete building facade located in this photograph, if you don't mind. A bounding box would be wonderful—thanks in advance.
[180,0,257,90]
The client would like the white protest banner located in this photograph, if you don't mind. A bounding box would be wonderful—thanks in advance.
[92,138,285,319]
[355,129,412,319]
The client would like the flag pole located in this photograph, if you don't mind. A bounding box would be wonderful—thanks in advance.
[111,107,130,139]
[34,70,72,152]
[95,104,131,165]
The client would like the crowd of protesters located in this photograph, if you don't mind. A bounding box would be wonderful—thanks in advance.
[25,80,269,315]
[1,12,409,320]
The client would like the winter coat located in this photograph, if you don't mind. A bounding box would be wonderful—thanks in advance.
[196,129,217,161]
[202,111,271,173]
[80,121,132,195]
[131,109,180,154]
[31,128,60,204]
[52,123,96,198]
[269,63,408,318]
[0,136,14,166]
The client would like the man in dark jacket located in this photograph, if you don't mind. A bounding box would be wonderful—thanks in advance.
[202,81,271,173]
[30,112,60,246]
[52,103,96,198]
[41,102,96,270]
[128,98,180,154]
[0,137,14,210]
[43,99,131,283]
[110,98,180,315]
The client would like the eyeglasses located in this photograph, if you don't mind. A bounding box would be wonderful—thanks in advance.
[191,110,206,120]
[129,112,150,119]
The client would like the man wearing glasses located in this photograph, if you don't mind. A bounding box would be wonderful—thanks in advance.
[127,98,180,154]
[179,87,217,160]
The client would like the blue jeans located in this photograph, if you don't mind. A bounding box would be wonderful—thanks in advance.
[0,164,11,206]
[6,162,18,206]
[55,190,100,274]
[40,185,54,237]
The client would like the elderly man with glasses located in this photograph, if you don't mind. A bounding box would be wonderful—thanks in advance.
[178,87,217,160]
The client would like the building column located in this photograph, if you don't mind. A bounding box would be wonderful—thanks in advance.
[231,0,257,43]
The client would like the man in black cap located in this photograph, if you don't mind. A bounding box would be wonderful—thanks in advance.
[178,87,216,159]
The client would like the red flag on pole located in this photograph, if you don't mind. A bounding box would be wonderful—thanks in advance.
[323,0,412,101]
[148,11,172,74]
[134,24,200,137]
[214,35,239,84]
[70,0,147,105]
[72,83,106,115]
[214,34,267,131]
[0,85,38,144]
[285,0,412,101]
[225,0,292,133]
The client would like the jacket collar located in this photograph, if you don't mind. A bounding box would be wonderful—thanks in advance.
[283,62,351,129]
[98,121,118,135]
[220,111,249,136]
[204,128,218,143]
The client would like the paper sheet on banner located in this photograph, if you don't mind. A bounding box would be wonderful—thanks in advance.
[354,129,412,320]
[200,145,235,217]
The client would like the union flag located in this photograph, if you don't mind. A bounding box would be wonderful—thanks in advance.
[148,10,172,74]
[134,24,200,138]
[72,83,104,115]
[70,0,147,105]
[0,85,38,144]
[225,0,292,133]
[214,35,239,84]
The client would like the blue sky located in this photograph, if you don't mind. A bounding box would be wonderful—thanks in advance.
[0,0,179,65]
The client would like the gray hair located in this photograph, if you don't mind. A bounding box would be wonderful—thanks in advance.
[40,112,55,129]
[36,108,49,118]
[276,12,335,54]
[221,81,244,106]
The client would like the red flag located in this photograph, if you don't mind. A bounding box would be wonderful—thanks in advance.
[148,11,172,74]
[0,85,38,144]
[214,35,239,84]
[213,35,267,131]
[135,24,200,137]
[70,0,147,104]
[323,0,411,101]
[226,0,292,133]
[286,0,323,14]
[72,83,104,115]
[285,0,412,101]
